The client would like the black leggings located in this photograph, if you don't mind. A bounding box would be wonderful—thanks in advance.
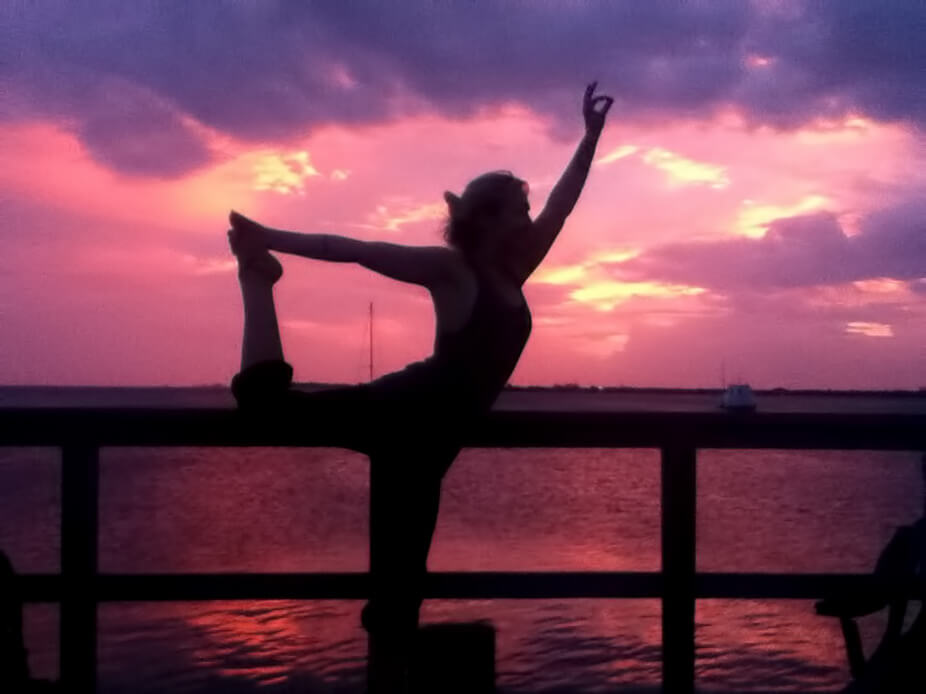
[230,359,462,635]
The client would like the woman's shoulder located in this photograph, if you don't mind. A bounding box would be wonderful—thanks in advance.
[432,247,477,286]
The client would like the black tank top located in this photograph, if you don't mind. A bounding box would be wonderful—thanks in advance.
[369,266,532,413]
[431,269,532,410]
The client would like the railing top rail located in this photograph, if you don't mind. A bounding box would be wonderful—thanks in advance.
[1,405,924,450]
[3,386,926,413]
[15,571,926,602]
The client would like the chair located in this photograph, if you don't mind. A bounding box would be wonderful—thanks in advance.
[1,549,59,693]
[816,517,926,693]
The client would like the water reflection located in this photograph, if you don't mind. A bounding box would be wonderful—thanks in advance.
[697,600,847,691]
[5,446,923,691]
[99,601,366,693]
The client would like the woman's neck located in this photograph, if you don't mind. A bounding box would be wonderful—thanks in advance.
[468,246,520,286]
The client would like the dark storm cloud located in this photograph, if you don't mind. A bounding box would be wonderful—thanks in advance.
[74,78,213,177]
[735,0,926,127]
[615,199,926,291]
[2,1,925,176]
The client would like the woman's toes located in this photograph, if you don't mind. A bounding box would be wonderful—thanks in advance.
[227,228,242,255]
[230,211,266,240]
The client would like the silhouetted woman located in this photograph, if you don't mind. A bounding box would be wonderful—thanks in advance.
[227,82,612,687]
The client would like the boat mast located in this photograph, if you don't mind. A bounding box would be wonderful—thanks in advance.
[368,301,374,381]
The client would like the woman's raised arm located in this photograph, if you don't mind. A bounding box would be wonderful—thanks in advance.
[515,82,613,282]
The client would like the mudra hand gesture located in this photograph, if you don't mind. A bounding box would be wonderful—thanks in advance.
[583,81,613,136]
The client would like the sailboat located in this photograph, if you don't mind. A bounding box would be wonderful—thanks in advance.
[718,360,757,411]
[720,383,757,411]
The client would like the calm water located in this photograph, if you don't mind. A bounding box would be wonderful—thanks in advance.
[2,400,924,691]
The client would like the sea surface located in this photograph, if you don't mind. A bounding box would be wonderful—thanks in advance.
[1,387,924,692]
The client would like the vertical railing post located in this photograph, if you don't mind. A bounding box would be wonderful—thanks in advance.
[367,457,393,693]
[661,446,696,694]
[61,442,99,692]
[367,456,416,692]
[368,457,381,691]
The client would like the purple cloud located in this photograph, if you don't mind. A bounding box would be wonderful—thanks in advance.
[75,80,213,177]
[616,200,926,291]
[3,1,926,176]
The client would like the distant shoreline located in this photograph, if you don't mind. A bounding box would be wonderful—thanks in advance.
[505,384,926,397]
[2,383,925,397]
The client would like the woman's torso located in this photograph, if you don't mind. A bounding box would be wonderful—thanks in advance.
[369,255,532,413]
[430,261,523,335]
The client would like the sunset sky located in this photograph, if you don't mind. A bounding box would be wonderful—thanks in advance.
[1,1,924,389]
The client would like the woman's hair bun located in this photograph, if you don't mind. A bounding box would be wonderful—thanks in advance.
[443,191,464,219]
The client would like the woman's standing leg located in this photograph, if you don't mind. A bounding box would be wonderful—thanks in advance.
[364,445,458,693]
[414,447,458,575]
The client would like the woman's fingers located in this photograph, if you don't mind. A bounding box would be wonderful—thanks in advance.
[584,82,597,107]
[584,95,614,120]
[584,83,614,119]
[583,85,613,134]
[229,210,254,227]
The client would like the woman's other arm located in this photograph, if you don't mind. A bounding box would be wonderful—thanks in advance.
[263,227,365,263]
[237,219,461,289]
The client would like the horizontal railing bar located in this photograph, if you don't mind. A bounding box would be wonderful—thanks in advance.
[1,408,924,449]
[695,573,904,598]
[15,572,921,602]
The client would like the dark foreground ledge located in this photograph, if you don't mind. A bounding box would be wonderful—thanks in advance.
[2,385,925,693]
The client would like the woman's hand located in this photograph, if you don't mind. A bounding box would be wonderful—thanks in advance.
[583,81,613,137]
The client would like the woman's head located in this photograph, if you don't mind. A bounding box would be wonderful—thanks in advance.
[443,171,530,256]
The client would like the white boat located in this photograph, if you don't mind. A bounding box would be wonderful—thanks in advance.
[720,384,757,411]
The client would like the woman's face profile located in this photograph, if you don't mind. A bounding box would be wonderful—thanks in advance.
[466,178,532,256]
[497,185,531,237]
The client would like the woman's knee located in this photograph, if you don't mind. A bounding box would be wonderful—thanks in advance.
[230,359,294,409]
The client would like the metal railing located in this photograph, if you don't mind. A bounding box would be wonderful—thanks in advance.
[3,396,925,693]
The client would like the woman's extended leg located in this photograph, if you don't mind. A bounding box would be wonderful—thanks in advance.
[228,227,384,447]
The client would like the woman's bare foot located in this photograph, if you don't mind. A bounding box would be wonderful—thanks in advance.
[229,211,268,246]
[228,228,283,283]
